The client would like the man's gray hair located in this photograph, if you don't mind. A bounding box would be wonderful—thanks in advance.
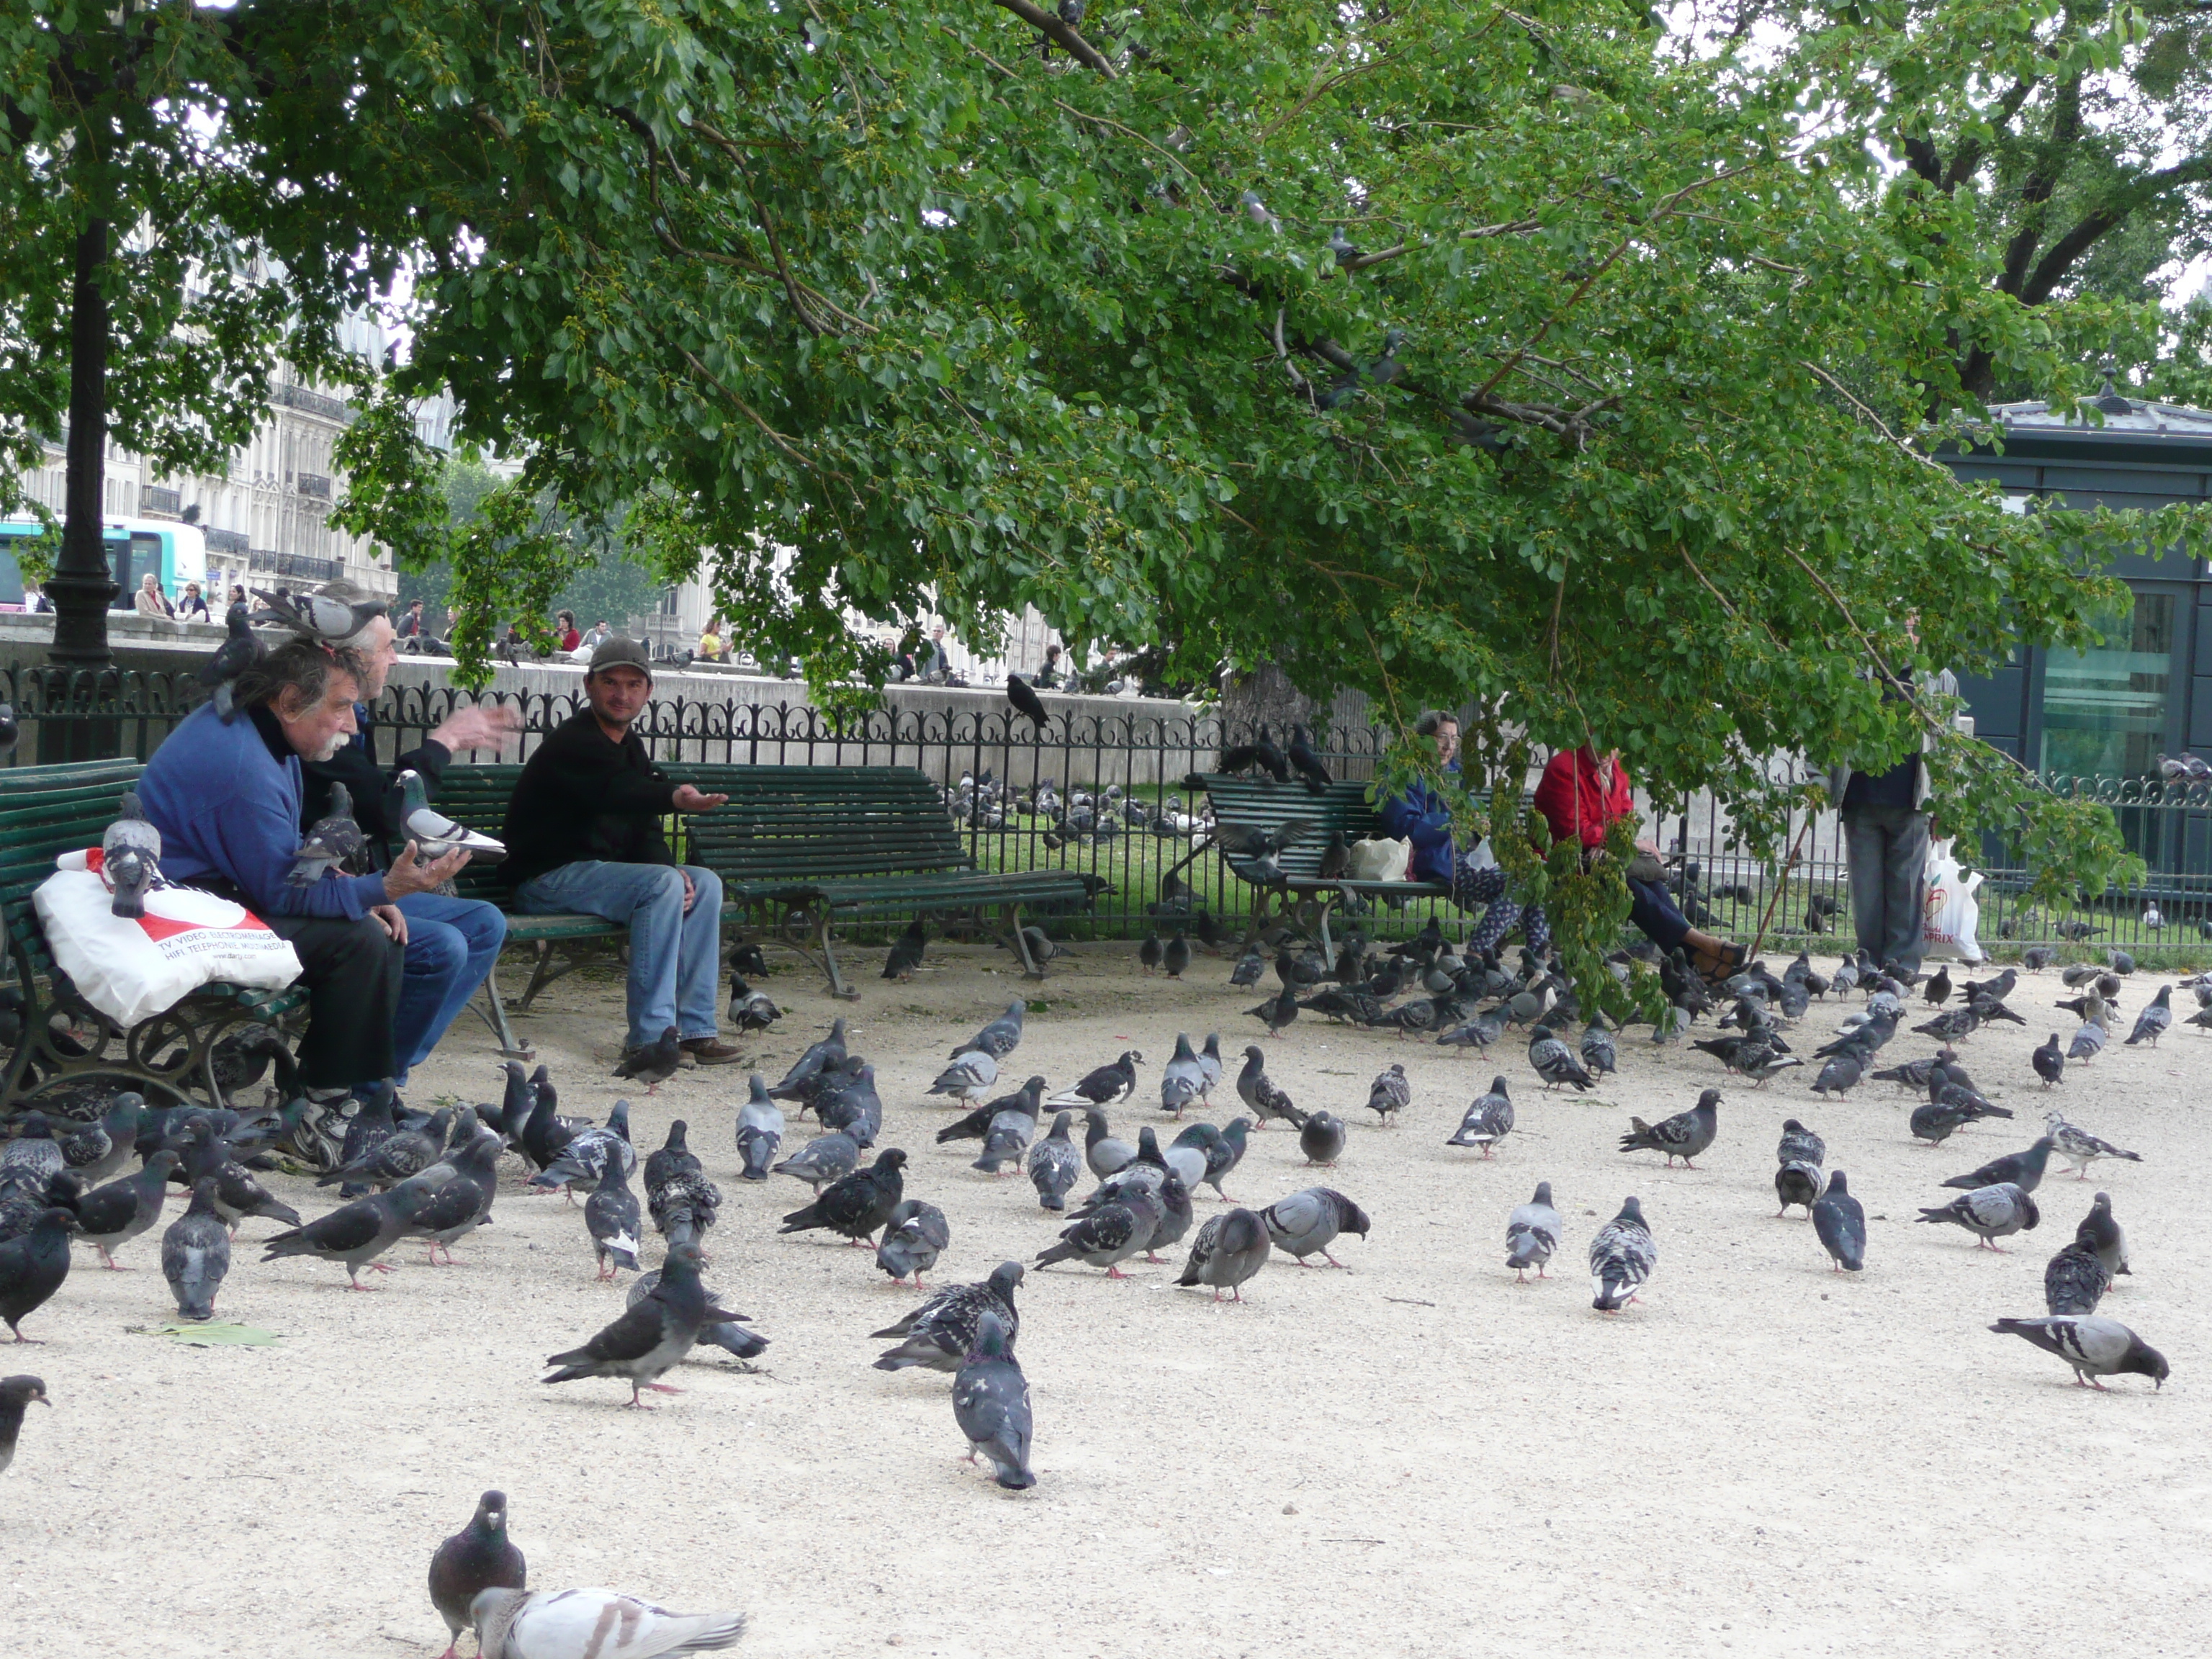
[233,637,367,715]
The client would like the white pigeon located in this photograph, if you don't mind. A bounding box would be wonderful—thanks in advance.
[397,768,508,863]
[927,1049,999,1104]
[472,1588,746,1659]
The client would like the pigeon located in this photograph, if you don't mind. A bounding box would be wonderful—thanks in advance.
[2044,1239,2112,1316]
[60,1095,143,1185]
[929,1049,1000,1105]
[400,1131,503,1264]
[734,1078,784,1182]
[1619,1090,1720,1168]
[100,793,163,918]
[727,976,780,1035]
[541,1241,721,1408]
[771,1019,850,1099]
[1048,1051,1143,1108]
[1177,1208,1272,1302]
[778,1148,906,1246]
[1296,1107,1347,1168]
[251,585,388,643]
[642,1120,701,1201]
[1285,724,1332,791]
[395,768,505,863]
[814,1064,884,1147]
[2067,1021,2108,1063]
[199,608,265,719]
[1924,965,1952,1005]
[0,1118,64,1189]
[883,917,927,981]
[1988,1316,2167,1390]
[583,1161,643,1280]
[260,1185,427,1289]
[1196,1033,1226,1097]
[2031,1033,2064,1087]
[0,1375,48,1475]
[1809,1052,1862,1097]
[528,1102,637,1197]
[318,1099,449,1192]
[1581,1024,1617,1077]
[1912,1007,1979,1043]
[1035,1184,1164,1278]
[0,1208,77,1340]
[69,1151,178,1269]
[613,1026,683,1095]
[1777,1119,1825,1169]
[1248,984,1299,1036]
[1941,1136,2056,1195]
[160,1177,233,1321]
[288,780,367,884]
[1447,1079,1515,1157]
[176,1121,302,1233]
[876,1199,950,1286]
[2077,1191,2130,1277]
[1364,1064,1411,1125]
[429,1492,528,1659]
[1774,1161,1825,1218]
[1916,1182,2039,1250]
[1160,1035,1207,1118]
[1589,1197,1656,1312]
[770,1128,858,1197]
[1005,673,1050,732]
[873,1262,1024,1372]
[1505,1182,1561,1282]
[1236,1046,1304,1129]
[1228,947,1267,989]
[955,1002,1026,1062]
[2043,1112,2141,1179]
[1082,1110,1137,1179]
[1259,1186,1369,1268]
[1028,1113,1081,1211]
[2126,985,2173,1046]
[952,1311,1035,1489]
[1527,1026,1595,1092]
[1163,930,1192,980]
[1811,1171,1865,1272]
[1139,932,1164,974]
[469,1586,746,1656]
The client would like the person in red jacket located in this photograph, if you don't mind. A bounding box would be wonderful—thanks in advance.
[1535,746,1744,980]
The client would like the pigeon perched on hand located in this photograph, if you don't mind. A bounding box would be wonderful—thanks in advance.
[1589,1197,1655,1313]
[287,781,366,885]
[1988,1314,2167,1390]
[395,768,505,863]
[428,1491,527,1659]
[1619,1090,1719,1168]
[1506,1182,1560,1282]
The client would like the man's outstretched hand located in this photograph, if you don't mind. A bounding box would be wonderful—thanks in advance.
[672,784,729,813]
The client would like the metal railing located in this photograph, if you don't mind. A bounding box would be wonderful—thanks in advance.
[4,663,2207,954]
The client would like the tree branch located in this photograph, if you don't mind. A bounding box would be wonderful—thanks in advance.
[2020,152,2212,307]
[986,0,1118,78]
[1798,360,1946,471]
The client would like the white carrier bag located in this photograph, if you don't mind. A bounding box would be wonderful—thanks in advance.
[1920,837,1985,965]
[32,848,303,1028]
[1346,837,1413,884]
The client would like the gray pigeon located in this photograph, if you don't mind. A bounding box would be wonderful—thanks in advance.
[1619,1089,1719,1168]
[611,1025,683,1095]
[1776,1119,1825,1168]
[873,1262,1022,1372]
[1299,1110,1346,1167]
[160,1177,233,1322]
[1580,1024,1617,1076]
[2067,1020,2107,1063]
[0,1375,49,1476]
[875,1199,950,1287]
[953,1311,1035,1489]
[956,1001,1027,1061]
[1811,1170,1865,1272]
[1941,1136,2056,1195]
[770,1130,859,1195]
[71,1151,179,1269]
[1528,1026,1595,1092]
[930,1049,999,1104]
[1364,1064,1411,1125]
[1236,1046,1304,1129]
[2076,1191,2130,1277]
[468,1589,745,1658]
[0,1116,65,1190]
[2043,1112,2141,1179]
[1989,1314,2167,1390]
[427,1491,528,1659]
[583,1160,642,1281]
[734,1076,785,1182]
[1176,1208,1272,1303]
[1505,1182,1560,1282]
[1082,1110,1136,1180]
[1774,1161,1825,1218]
[1160,1034,1207,1118]
[1916,1182,2038,1251]
[1447,1078,1514,1157]
[972,1082,1042,1176]
[1259,1187,1370,1268]
[2044,1238,2111,1315]
[1589,1197,1656,1312]
[1027,1112,1081,1211]
[2124,985,2173,1047]
[541,1241,718,1407]
[287,780,365,885]
[1034,1184,1164,1279]
[260,1184,431,1289]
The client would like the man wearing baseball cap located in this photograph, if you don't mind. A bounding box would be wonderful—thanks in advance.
[502,636,742,1066]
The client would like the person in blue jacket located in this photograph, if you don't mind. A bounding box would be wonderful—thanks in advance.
[1379,711,1550,954]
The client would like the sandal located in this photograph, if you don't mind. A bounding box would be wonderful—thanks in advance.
[1691,939,1746,987]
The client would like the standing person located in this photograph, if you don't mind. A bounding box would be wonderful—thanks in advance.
[1827,665,1959,975]
[1380,710,1552,956]
[176,582,210,622]
[1534,745,1744,979]
[133,572,174,618]
[556,610,582,652]
[920,623,950,682]
[296,582,518,1089]
[501,637,742,1067]
[138,639,471,1156]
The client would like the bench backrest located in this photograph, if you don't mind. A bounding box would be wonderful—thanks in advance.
[1199,775,1390,882]
[1,760,150,980]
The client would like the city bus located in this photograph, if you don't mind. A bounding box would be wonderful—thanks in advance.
[0,516,209,611]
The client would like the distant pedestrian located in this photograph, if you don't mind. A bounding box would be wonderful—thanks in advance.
[397,598,426,639]
[134,573,174,618]
[1036,642,1063,688]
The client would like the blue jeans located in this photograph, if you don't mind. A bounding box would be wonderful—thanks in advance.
[1626,876,1694,953]
[513,861,723,1051]
[392,894,509,1083]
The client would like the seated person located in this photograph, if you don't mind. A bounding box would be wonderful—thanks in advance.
[501,637,741,1068]
[1534,745,1743,980]
[1035,643,1063,688]
[297,583,516,1090]
[138,639,469,1159]
[1379,710,1551,956]
[556,610,583,652]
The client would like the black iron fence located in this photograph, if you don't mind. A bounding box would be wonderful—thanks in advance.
[5,663,2208,957]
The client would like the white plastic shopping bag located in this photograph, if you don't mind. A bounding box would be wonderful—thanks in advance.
[1921,837,1985,964]
[1346,837,1413,883]
[32,849,302,1028]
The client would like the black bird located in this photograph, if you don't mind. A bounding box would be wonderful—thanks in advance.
[778,1149,907,1246]
[884,917,928,981]
[0,1374,48,1475]
[0,1208,77,1341]
[1300,1111,1346,1166]
[1924,965,1952,1005]
[72,1151,178,1269]
[1248,984,1299,1038]
[428,1492,527,1659]
[727,975,781,1035]
[584,1161,643,1280]
[1046,1053,1142,1109]
[261,1187,424,1290]
[1811,1171,1865,1272]
[1285,724,1332,792]
[200,608,264,720]
[1162,930,1192,979]
[1941,1136,2056,1195]
[2032,1033,2065,1088]
[643,1120,702,1200]
[1006,673,1050,732]
[612,1025,683,1095]
[1619,1090,1720,1167]
[541,1241,718,1408]
[1139,932,1164,974]
[873,1261,1024,1372]
[2044,1239,2111,1316]
[1249,724,1292,783]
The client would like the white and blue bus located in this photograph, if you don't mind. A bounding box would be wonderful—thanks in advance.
[0,516,208,611]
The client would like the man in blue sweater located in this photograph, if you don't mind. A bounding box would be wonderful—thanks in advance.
[138,639,471,1130]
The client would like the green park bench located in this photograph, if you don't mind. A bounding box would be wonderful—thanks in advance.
[1,759,308,1114]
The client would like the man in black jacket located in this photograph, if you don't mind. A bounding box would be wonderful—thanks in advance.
[503,636,742,1065]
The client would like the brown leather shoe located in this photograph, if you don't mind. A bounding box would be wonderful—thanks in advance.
[680,1036,744,1066]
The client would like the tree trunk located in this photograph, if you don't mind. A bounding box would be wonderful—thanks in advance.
[48,217,115,667]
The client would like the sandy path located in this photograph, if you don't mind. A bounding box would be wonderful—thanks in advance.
[1,941,2202,1658]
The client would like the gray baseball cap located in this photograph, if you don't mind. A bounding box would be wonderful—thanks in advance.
[587,635,654,677]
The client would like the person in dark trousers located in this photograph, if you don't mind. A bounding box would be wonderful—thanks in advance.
[502,636,742,1066]
[295,583,517,1089]
[138,639,469,1159]
[396,598,426,639]
[1827,667,1959,974]
[1379,710,1553,954]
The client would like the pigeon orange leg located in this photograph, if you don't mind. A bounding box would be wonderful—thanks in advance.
[643,1382,683,1394]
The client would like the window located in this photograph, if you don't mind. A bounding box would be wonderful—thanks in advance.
[2039,590,2175,780]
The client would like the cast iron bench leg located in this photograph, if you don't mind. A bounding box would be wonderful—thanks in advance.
[818,907,859,1001]
[469,956,536,1061]
[518,940,584,1012]
[1004,901,1044,980]
[1238,885,1274,952]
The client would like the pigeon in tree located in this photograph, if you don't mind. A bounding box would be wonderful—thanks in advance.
[1028,1112,1082,1211]
[287,781,367,885]
[1505,1182,1561,1282]
[1988,1315,2167,1390]
[733,1082,788,1184]
[0,1374,48,1475]
[1915,1182,2039,1251]
[2043,1112,2141,1179]
[1589,1197,1656,1313]
[160,1177,232,1321]
[1048,1051,1143,1108]
[1941,1136,2057,1195]
[873,1262,1024,1373]
[1447,1078,1515,1157]
[613,1027,683,1096]
[2126,985,2174,1046]
[930,1048,1000,1105]
[1364,1064,1411,1125]
[583,1161,643,1281]
[2044,1239,2112,1316]
[395,768,505,863]
[100,793,163,919]
[1259,1186,1369,1268]
[469,1587,746,1656]
[876,1199,950,1287]
[1005,673,1050,733]
[1619,1089,1720,1168]
[1300,1110,1346,1167]
[1528,1027,1594,1092]
[727,976,780,1035]
[541,1241,719,1408]
[428,1491,527,1659]
[1812,1171,1866,1272]
[883,918,927,981]
[71,1151,178,1269]
[1177,1208,1272,1302]
[953,1310,1035,1490]
[2076,1191,2130,1278]
[1236,1046,1305,1129]
[1082,1110,1137,1179]
[0,1208,77,1341]
[779,1148,907,1247]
